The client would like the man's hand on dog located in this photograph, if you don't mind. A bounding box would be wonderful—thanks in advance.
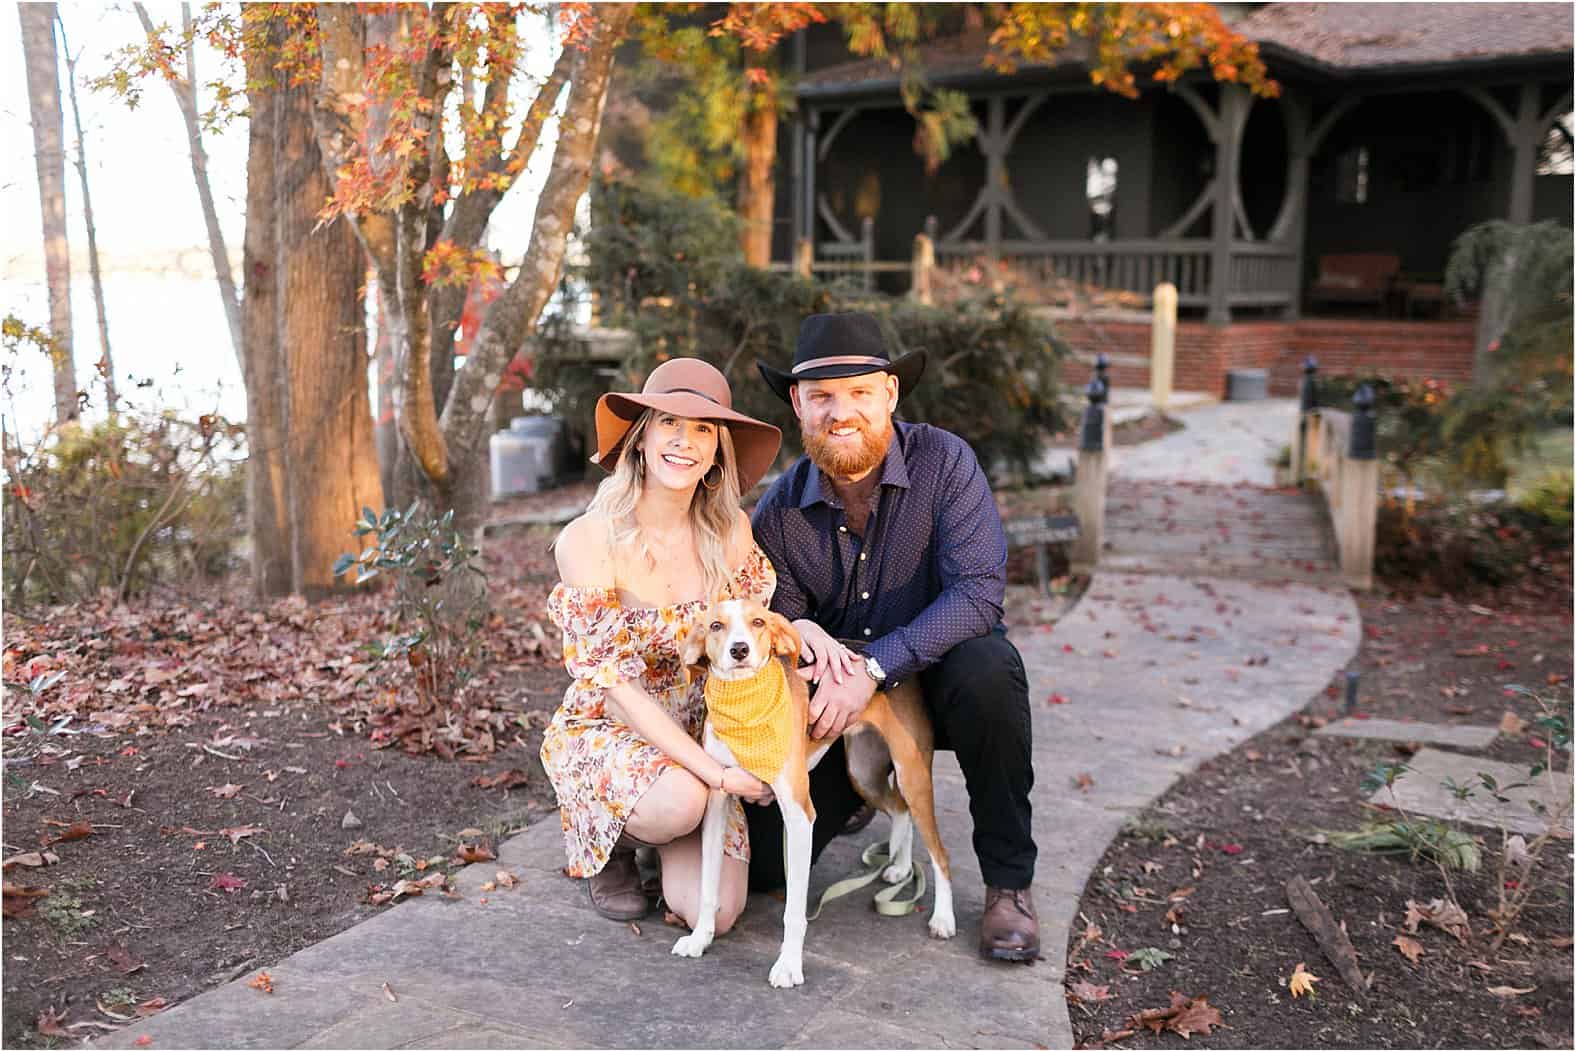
[807,672,877,741]
[793,620,862,686]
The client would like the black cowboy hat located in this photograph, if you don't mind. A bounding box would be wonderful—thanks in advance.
[758,311,927,405]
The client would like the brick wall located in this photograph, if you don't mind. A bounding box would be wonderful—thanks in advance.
[1056,316,1476,398]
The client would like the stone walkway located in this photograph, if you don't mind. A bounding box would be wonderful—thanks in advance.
[94,398,1361,1050]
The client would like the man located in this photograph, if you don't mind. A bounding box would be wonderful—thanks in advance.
[746,311,1039,961]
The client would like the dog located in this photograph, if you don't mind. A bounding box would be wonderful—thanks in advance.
[672,597,955,987]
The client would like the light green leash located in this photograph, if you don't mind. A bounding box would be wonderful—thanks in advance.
[804,841,926,921]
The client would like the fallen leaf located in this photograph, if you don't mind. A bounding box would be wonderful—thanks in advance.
[1393,934,1424,964]
[249,970,274,994]
[1487,985,1536,997]
[3,852,47,869]
[494,870,518,889]
[1498,711,1527,736]
[1128,992,1223,1038]
[2,882,49,917]
[206,783,245,799]
[1048,693,1071,705]
[45,819,93,845]
[629,921,642,936]
[1100,1028,1136,1043]
[210,872,248,893]
[36,1008,71,1038]
[472,768,528,790]
[1073,772,1094,793]
[1404,898,1471,942]
[1220,842,1244,855]
[382,981,398,1003]
[134,1036,153,1047]
[106,942,144,974]
[220,825,264,845]
[1289,962,1320,998]
[1069,980,1113,1003]
[135,998,168,1017]
[454,842,496,864]
[456,827,484,838]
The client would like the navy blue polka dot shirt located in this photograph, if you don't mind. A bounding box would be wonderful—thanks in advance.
[750,420,1009,682]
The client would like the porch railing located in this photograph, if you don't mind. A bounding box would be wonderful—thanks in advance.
[778,232,1299,312]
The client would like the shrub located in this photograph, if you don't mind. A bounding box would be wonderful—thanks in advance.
[2,410,246,609]
[1515,469,1573,534]
[536,178,1070,483]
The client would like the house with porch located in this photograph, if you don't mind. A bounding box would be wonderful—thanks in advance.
[773,3,1574,397]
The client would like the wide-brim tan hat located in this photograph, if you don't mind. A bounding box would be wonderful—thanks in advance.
[592,358,782,491]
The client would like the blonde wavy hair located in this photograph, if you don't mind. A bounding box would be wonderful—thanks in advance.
[583,409,744,602]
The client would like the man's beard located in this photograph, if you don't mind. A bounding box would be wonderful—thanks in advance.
[801,414,892,478]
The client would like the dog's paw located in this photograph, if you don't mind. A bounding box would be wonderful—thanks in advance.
[768,952,805,988]
[881,862,911,885]
[928,909,957,939]
[671,930,713,958]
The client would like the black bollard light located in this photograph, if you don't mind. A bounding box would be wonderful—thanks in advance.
[1343,670,1360,715]
[1299,356,1319,413]
[1094,352,1110,391]
[1349,384,1377,460]
[1080,378,1108,453]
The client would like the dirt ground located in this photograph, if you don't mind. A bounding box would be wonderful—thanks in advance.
[1064,582,1574,1050]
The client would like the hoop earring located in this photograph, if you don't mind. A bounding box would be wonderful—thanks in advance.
[701,464,722,491]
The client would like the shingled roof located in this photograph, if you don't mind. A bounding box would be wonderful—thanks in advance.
[798,2,1573,94]
[1236,2,1573,70]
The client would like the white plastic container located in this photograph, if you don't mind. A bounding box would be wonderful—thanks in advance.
[490,426,544,499]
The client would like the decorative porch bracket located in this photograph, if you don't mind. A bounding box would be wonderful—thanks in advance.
[1464,83,1572,226]
[941,93,1050,255]
[812,106,864,245]
[1162,83,1255,245]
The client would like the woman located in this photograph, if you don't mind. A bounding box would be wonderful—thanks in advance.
[544,358,843,930]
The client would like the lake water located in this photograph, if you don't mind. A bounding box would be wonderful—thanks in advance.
[3,273,247,445]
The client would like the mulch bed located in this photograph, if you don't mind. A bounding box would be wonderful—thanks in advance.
[1,526,571,1048]
[1064,575,1574,1049]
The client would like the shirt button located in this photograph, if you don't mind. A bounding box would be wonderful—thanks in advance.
[859,553,867,561]
[862,628,872,636]
[839,525,848,533]
[861,591,869,599]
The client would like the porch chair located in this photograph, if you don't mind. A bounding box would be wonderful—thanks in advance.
[1307,253,1401,314]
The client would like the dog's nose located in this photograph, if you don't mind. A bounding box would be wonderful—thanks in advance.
[729,641,750,662]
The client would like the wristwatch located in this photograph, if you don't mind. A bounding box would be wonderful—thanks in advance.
[864,655,887,685]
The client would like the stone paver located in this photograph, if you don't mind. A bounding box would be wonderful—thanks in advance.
[1318,717,1500,749]
[1112,398,1296,487]
[94,398,1363,1050]
[1368,747,1573,837]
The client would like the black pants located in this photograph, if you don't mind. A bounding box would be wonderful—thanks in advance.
[745,629,1036,892]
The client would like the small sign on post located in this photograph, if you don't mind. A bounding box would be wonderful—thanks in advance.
[1004,514,1081,594]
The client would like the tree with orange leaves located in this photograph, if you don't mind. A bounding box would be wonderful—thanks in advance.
[631,2,1276,266]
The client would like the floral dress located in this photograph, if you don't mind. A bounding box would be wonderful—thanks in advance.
[541,545,776,878]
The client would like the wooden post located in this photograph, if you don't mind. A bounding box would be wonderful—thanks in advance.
[1150,282,1177,411]
[793,237,813,280]
[911,233,934,305]
[1070,380,1108,574]
[1292,356,1317,484]
[1340,385,1378,590]
[1207,86,1250,327]
[1508,82,1540,226]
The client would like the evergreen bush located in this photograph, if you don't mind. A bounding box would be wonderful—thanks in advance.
[536,178,1070,483]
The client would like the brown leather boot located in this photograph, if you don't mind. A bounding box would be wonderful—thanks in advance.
[586,848,648,921]
[979,886,1040,962]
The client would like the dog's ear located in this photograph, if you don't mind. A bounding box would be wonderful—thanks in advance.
[765,611,802,663]
[679,612,710,681]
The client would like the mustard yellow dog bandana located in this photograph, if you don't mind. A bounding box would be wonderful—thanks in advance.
[704,659,796,785]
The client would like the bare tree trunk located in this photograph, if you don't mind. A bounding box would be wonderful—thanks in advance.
[435,4,634,538]
[372,285,399,504]
[19,2,77,427]
[275,54,383,598]
[738,84,778,268]
[242,8,291,598]
[133,1,243,368]
[55,11,114,416]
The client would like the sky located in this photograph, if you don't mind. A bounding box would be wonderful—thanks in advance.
[1,2,565,440]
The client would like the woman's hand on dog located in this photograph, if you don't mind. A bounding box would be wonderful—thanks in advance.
[720,765,775,805]
[793,619,861,686]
